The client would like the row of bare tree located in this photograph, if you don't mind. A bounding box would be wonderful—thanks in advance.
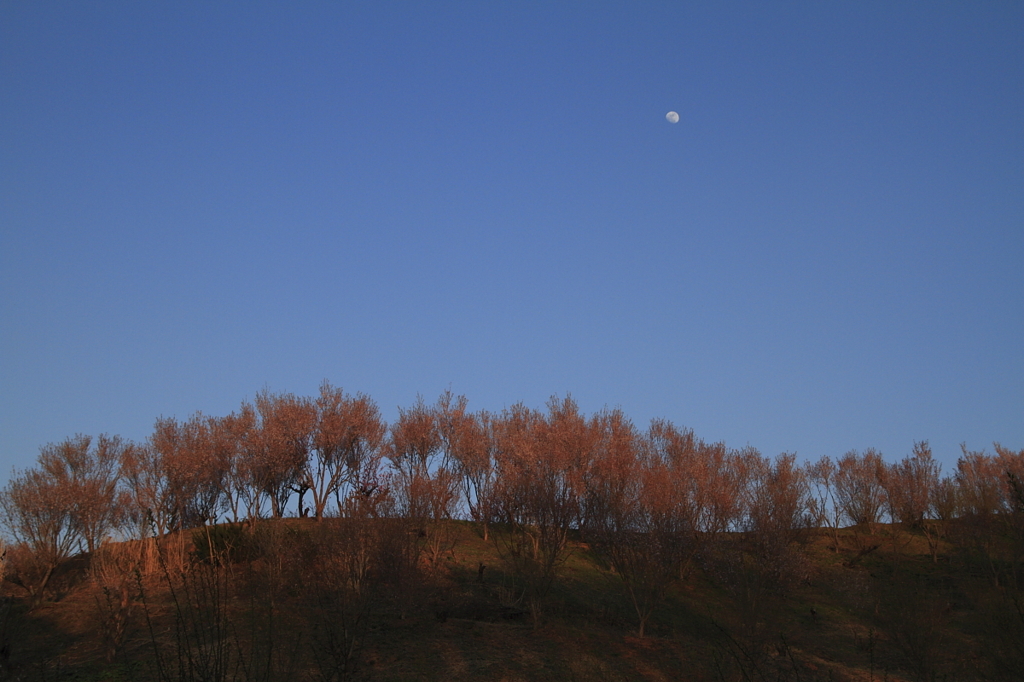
[2,385,1023,610]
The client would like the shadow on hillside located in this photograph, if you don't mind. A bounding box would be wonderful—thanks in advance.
[3,519,1024,681]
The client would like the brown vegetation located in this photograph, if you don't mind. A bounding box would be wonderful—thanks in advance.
[1,389,1023,680]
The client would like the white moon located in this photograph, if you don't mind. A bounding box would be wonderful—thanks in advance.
[666,111,680,123]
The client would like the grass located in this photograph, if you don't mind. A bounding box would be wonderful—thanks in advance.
[1,519,1021,681]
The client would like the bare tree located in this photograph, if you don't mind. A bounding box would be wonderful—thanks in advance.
[0,437,107,603]
[150,415,228,530]
[0,435,127,562]
[887,442,941,526]
[148,417,189,531]
[927,474,960,564]
[881,442,941,564]
[206,411,248,524]
[491,402,543,560]
[255,390,316,518]
[956,445,1002,518]
[995,444,1024,515]
[121,441,172,537]
[449,409,497,541]
[388,395,442,517]
[435,391,475,520]
[229,402,270,521]
[725,449,811,632]
[834,449,887,528]
[303,382,386,520]
[387,394,458,567]
[994,444,1024,589]
[36,434,127,553]
[492,397,597,625]
[586,412,693,636]
[808,456,844,552]
[955,446,1001,574]
[1,469,78,603]
[952,445,1014,586]
[740,451,811,560]
[305,382,351,520]
[648,420,742,568]
[435,391,505,543]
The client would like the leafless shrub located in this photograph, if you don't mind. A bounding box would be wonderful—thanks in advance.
[140,546,235,682]
[2,541,59,605]
[91,540,145,663]
[140,522,301,682]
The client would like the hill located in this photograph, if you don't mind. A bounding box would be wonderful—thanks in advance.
[2,517,1022,681]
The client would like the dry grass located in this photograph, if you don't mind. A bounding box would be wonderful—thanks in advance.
[0,520,1020,681]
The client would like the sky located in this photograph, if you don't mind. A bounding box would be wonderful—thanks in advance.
[2,2,1022,482]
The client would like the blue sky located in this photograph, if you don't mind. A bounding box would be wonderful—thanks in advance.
[2,2,1022,481]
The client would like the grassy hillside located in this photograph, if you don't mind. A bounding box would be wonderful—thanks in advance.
[1,518,1022,681]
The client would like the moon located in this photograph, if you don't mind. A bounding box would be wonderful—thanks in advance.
[666,111,680,124]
